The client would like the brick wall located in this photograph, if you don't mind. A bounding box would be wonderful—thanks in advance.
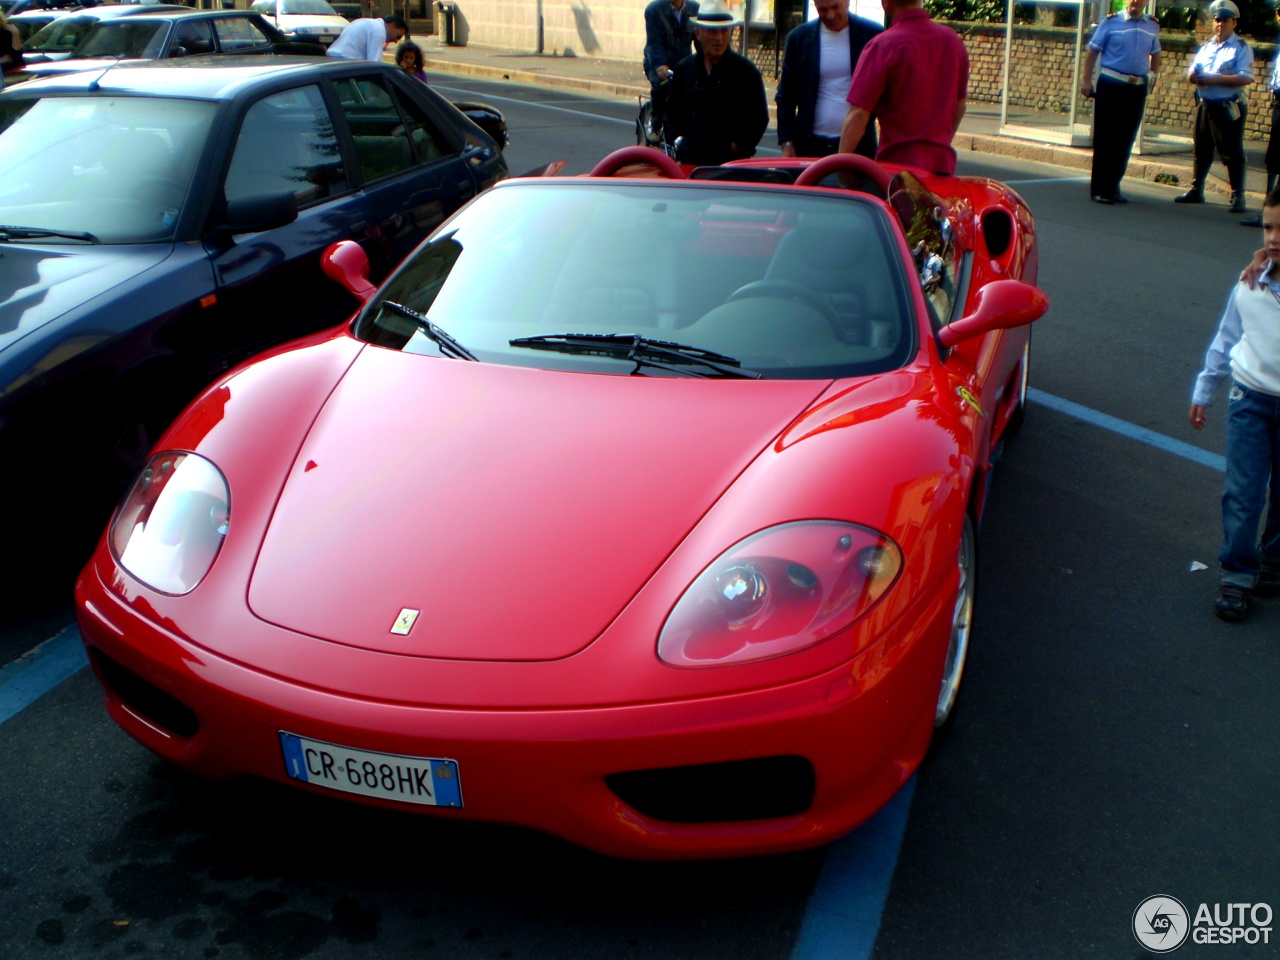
[953,19,1277,141]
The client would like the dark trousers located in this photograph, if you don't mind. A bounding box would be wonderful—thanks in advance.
[1090,75,1147,198]
[1192,95,1247,195]
[1266,94,1280,179]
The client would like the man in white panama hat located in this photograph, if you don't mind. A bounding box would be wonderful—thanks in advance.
[663,0,769,166]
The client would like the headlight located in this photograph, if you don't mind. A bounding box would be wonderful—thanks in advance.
[658,521,901,668]
[110,452,230,595]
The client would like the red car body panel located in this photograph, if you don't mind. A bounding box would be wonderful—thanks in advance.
[74,153,1045,859]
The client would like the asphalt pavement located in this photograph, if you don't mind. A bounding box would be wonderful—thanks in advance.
[409,34,1273,203]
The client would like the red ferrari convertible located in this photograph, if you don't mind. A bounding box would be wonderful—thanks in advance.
[75,149,1048,860]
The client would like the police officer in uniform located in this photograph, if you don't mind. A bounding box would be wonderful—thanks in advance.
[1081,0,1161,204]
[1176,0,1254,213]
[1241,0,1280,226]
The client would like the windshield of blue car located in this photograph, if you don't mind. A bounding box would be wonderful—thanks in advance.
[0,96,215,244]
[355,182,915,380]
[75,20,168,59]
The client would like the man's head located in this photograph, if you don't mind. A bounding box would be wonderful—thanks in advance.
[1125,0,1145,17]
[692,0,738,61]
[879,0,923,22]
[1208,0,1238,39]
[384,15,408,42]
[1262,186,1280,261]
[814,0,850,33]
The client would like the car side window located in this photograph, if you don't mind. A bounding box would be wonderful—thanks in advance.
[214,15,272,51]
[224,85,346,210]
[388,83,454,166]
[170,20,215,57]
[332,76,452,184]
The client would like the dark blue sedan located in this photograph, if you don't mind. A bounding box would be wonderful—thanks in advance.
[0,56,507,559]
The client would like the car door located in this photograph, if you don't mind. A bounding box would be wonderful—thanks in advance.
[329,72,486,271]
[203,81,367,360]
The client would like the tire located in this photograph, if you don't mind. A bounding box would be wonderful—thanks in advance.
[935,514,976,728]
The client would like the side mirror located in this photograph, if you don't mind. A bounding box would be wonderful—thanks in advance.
[220,191,297,235]
[938,279,1048,349]
[321,240,376,302]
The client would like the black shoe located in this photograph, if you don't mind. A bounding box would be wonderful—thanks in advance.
[1241,213,1263,227]
[1091,195,1114,205]
[1229,194,1247,214]
[1112,193,1129,204]
[1175,189,1204,204]
[1214,583,1249,621]
[1254,563,1280,598]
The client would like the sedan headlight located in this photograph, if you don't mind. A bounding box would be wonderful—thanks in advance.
[658,521,901,668]
[110,452,230,596]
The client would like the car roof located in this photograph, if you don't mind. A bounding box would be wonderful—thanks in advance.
[1,56,402,100]
[89,8,268,19]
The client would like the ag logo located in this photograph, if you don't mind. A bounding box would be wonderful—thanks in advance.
[1133,895,1190,953]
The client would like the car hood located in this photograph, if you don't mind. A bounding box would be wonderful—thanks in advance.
[247,347,828,662]
[0,242,171,360]
[272,14,347,28]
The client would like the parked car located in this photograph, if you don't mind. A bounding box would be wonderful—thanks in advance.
[14,9,324,80]
[18,3,189,63]
[0,0,84,17]
[249,0,348,47]
[0,57,507,557]
[74,147,1047,860]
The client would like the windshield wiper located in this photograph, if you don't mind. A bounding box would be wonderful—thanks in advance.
[380,300,477,361]
[508,333,761,379]
[0,225,101,244]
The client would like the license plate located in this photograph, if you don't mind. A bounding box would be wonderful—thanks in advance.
[279,732,462,808]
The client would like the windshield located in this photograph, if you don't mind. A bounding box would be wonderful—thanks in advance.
[0,96,216,243]
[354,182,914,380]
[24,14,95,52]
[76,20,168,59]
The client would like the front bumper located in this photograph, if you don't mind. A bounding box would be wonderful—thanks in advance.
[75,560,951,861]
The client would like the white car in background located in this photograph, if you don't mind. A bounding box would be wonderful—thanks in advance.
[250,0,347,46]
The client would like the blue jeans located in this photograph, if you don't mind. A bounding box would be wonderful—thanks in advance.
[1220,381,1280,588]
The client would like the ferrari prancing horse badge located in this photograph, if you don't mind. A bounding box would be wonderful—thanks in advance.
[391,608,420,635]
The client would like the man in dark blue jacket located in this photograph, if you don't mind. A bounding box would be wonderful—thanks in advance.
[644,0,699,135]
[776,0,881,158]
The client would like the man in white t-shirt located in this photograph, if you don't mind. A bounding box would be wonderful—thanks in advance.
[775,0,881,157]
[326,15,407,62]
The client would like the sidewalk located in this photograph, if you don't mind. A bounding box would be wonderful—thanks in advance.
[411,34,1271,203]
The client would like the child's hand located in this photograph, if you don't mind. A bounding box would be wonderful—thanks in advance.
[1189,404,1208,430]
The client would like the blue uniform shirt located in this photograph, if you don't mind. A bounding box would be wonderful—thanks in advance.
[1269,49,1280,93]
[1189,33,1255,101]
[1088,11,1160,77]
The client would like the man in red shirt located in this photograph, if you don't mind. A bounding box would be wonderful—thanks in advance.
[836,0,968,175]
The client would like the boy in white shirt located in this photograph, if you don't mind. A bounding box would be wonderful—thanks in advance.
[1190,188,1280,620]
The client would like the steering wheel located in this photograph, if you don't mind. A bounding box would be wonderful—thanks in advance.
[589,146,687,179]
[725,280,841,331]
[793,153,892,197]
